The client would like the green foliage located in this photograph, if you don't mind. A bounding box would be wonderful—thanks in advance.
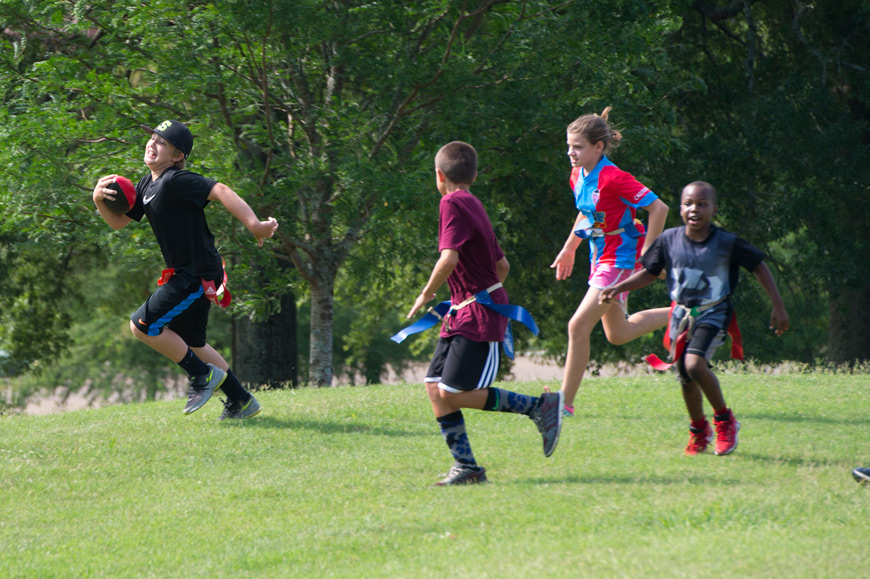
[662,0,870,359]
[1,0,868,390]
[2,372,869,575]
[0,236,80,374]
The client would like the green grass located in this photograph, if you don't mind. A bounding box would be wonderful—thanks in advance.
[2,372,868,577]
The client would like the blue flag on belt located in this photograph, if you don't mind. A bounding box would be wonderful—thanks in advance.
[391,288,538,360]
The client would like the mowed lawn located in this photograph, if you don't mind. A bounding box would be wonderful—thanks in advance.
[1,371,868,577]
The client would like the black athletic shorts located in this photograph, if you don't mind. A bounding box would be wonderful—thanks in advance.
[130,272,210,347]
[676,323,726,384]
[425,335,500,392]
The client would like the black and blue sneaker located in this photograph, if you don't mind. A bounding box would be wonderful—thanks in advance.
[853,467,870,485]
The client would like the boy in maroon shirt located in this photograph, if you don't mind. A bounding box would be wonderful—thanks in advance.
[407,141,563,486]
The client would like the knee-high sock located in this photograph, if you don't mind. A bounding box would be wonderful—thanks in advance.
[219,368,251,402]
[436,411,476,467]
[482,387,537,415]
[177,348,209,377]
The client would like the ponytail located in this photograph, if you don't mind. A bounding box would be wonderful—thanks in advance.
[567,106,622,152]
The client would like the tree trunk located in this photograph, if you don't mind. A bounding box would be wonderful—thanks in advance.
[828,285,870,364]
[309,279,334,386]
[232,290,298,389]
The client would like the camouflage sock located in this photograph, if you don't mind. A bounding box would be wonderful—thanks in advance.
[436,411,476,467]
[483,387,537,415]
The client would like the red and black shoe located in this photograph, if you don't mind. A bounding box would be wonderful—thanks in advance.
[685,421,713,456]
[714,410,741,455]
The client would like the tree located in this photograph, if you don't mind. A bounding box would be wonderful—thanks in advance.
[9,0,848,393]
[231,260,298,388]
[4,0,629,385]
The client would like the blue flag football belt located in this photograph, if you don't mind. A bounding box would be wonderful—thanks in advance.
[390,283,539,359]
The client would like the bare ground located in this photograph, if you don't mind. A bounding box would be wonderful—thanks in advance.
[5,356,658,416]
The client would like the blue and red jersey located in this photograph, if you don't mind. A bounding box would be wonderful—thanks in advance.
[570,156,658,269]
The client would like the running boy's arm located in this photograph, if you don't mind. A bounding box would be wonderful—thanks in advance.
[640,198,668,255]
[407,248,459,319]
[752,261,790,335]
[208,183,279,247]
[599,268,658,303]
[550,211,586,280]
[495,256,510,283]
[92,175,132,230]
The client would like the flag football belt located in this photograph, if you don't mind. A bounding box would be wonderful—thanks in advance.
[574,218,642,265]
[157,265,232,309]
[390,282,539,360]
[645,297,743,371]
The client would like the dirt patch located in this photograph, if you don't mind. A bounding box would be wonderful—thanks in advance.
[4,378,188,416]
[7,356,656,416]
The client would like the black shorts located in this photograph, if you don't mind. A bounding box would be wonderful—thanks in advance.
[130,272,210,347]
[676,323,726,384]
[425,335,500,392]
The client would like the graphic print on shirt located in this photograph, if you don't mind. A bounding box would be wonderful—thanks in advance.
[670,266,725,305]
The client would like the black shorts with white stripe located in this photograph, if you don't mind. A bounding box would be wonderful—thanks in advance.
[425,335,500,393]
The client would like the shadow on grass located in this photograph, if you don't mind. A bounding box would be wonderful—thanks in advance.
[739,412,869,427]
[738,452,856,469]
[222,414,432,437]
[515,473,743,486]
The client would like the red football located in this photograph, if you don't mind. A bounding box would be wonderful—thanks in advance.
[105,176,136,214]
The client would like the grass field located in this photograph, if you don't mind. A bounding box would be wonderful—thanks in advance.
[1,371,868,577]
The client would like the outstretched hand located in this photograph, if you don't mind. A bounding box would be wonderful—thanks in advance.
[598,287,619,304]
[251,217,279,247]
[550,248,576,281]
[407,292,435,319]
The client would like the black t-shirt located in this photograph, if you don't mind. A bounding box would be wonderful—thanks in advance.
[127,166,222,280]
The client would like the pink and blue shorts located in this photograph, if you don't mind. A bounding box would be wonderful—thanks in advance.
[588,263,638,304]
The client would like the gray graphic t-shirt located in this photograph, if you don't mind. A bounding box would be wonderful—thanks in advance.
[641,226,764,339]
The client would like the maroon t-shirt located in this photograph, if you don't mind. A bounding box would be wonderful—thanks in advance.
[438,189,508,342]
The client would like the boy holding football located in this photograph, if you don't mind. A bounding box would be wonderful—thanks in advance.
[92,120,278,419]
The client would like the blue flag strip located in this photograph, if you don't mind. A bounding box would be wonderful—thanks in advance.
[502,322,515,360]
[473,288,540,337]
[390,288,539,359]
[390,301,451,344]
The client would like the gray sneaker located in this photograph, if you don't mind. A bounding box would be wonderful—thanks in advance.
[853,467,870,485]
[183,364,227,415]
[529,390,564,457]
[434,465,487,486]
[219,395,261,420]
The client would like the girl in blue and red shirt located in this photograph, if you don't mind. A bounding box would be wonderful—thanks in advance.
[550,107,670,416]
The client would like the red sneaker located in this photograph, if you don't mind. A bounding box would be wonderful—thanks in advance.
[714,410,741,455]
[685,421,713,455]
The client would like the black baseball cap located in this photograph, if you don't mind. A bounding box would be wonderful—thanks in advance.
[140,119,194,158]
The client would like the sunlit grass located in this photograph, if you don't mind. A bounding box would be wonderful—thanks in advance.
[1,373,868,577]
